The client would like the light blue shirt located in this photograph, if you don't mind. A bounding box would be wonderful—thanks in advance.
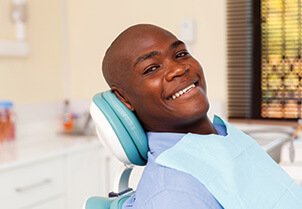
[122,124,226,209]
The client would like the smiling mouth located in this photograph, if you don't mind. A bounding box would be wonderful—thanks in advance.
[168,83,197,100]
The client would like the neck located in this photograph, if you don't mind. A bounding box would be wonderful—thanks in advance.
[146,115,218,135]
[177,115,218,135]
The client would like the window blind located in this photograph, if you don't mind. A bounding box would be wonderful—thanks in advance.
[227,0,255,118]
[228,0,302,119]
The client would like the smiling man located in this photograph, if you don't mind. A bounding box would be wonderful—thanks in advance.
[103,24,217,135]
[102,24,224,208]
[101,24,302,209]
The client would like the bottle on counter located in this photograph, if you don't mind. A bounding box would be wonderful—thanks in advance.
[63,100,73,131]
[0,101,15,142]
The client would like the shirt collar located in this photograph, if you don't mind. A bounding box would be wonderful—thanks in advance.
[147,119,227,158]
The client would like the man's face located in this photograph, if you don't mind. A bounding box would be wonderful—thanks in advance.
[116,27,209,132]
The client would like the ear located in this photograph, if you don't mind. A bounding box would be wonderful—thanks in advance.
[111,88,135,112]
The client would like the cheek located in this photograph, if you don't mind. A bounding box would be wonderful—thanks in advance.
[192,60,206,85]
[148,76,162,90]
[130,77,163,111]
[137,76,163,99]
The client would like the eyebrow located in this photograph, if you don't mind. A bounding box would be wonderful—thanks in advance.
[169,40,185,50]
[134,51,160,67]
[134,40,186,67]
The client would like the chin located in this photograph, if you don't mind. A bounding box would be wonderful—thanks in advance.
[177,101,209,121]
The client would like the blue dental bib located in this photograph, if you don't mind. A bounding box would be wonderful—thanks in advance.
[156,116,302,209]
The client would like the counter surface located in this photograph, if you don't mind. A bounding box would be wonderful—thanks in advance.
[0,134,101,171]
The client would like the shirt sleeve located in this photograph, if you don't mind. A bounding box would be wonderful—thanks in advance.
[143,189,222,209]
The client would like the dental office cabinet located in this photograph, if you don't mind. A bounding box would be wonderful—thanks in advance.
[0,135,123,209]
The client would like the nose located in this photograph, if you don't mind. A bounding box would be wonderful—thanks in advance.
[165,62,189,82]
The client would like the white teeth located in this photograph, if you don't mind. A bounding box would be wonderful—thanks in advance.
[169,83,196,100]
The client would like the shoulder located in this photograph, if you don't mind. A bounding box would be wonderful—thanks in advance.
[140,157,210,194]
[130,158,221,209]
[144,189,220,209]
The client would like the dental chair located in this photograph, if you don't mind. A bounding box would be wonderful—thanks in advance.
[83,91,149,209]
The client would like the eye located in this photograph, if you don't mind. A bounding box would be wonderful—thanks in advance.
[176,51,190,58]
[144,65,160,74]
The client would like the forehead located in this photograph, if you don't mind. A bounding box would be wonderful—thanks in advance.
[119,27,179,64]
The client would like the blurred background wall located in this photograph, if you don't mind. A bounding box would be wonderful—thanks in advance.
[0,0,226,109]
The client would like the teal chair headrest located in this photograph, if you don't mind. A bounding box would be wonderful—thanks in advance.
[90,91,148,166]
